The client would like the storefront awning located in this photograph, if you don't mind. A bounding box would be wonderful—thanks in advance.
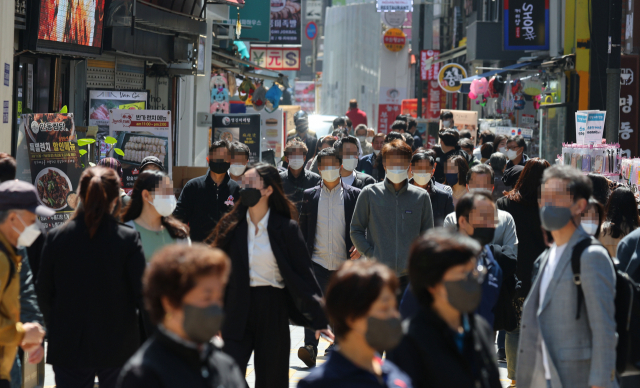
[459,61,541,93]
[206,0,245,7]
[433,46,467,64]
[212,50,290,87]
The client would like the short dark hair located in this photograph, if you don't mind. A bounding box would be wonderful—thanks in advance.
[382,139,412,162]
[411,152,434,167]
[407,118,417,131]
[349,99,357,109]
[467,164,494,183]
[391,120,408,132]
[318,135,337,150]
[316,147,340,166]
[402,133,414,148]
[333,117,346,129]
[333,135,360,160]
[395,114,408,122]
[229,141,250,158]
[285,139,309,155]
[325,260,398,338]
[209,139,229,154]
[143,244,230,324]
[440,111,454,120]
[438,130,459,147]
[480,143,494,159]
[478,130,495,145]
[489,152,507,173]
[493,134,509,149]
[345,117,352,128]
[0,153,17,183]
[455,191,494,226]
[355,124,368,134]
[408,228,481,307]
[542,165,592,203]
[458,138,474,152]
[458,129,471,139]
[508,135,527,151]
[587,173,611,206]
[385,131,404,143]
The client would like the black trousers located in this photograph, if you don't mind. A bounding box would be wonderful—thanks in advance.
[398,275,409,305]
[53,366,121,388]
[224,286,290,388]
[304,262,335,351]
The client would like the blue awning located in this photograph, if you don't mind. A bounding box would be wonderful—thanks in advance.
[459,61,541,93]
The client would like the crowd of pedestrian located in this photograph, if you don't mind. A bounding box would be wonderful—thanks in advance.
[0,106,639,388]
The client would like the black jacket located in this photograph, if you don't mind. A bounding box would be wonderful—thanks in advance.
[287,131,317,162]
[299,183,361,258]
[409,178,454,227]
[388,309,501,388]
[218,210,329,341]
[350,171,376,190]
[26,224,46,280]
[434,148,473,183]
[36,216,147,368]
[279,169,322,212]
[117,329,245,388]
[173,171,240,243]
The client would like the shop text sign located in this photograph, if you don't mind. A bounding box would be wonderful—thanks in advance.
[576,110,606,144]
[438,63,467,93]
[376,0,412,12]
[503,0,549,50]
[250,47,301,70]
[383,28,406,52]
[620,55,639,157]
[420,50,440,81]
[270,0,302,44]
[226,0,271,44]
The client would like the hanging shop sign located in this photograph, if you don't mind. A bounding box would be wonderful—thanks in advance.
[620,55,639,157]
[34,0,105,55]
[22,113,82,231]
[294,81,316,113]
[383,12,406,27]
[270,0,302,44]
[420,50,440,81]
[438,63,467,93]
[109,110,173,194]
[503,0,549,50]
[88,90,148,136]
[250,47,301,70]
[212,114,261,163]
[378,87,406,134]
[227,0,271,43]
[306,0,322,20]
[426,80,445,120]
[383,28,406,52]
[376,0,412,12]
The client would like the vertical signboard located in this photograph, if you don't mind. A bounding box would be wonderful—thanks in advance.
[294,81,315,113]
[620,55,639,157]
[22,113,82,230]
[420,50,440,81]
[378,87,406,134]
[503,0,549,50]
[212,114,262,163]
[109,110,172,194]
[270,0,302,44]
[228,0,271,43]
[426,80,444,120]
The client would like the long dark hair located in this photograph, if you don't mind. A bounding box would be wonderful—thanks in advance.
[504,158,550,206]
[604,187,640,239]
[445,155,469,186]
[71,166,120,238]
[121,170,189,239]
[209,163,298,247]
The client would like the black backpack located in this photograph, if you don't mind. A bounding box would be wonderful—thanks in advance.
[570,238,640,376]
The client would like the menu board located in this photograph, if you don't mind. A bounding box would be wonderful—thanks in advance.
[109,110,172,194]
[21,113,83,231]
[89,90,148,139]
[212,114,261,163]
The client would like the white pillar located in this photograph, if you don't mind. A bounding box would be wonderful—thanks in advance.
[0,1,14,153]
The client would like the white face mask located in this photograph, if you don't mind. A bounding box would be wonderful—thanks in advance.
[356,136,367,143]
[506,149,519,161]
[320,167,340,182]
[386,167,408,184]
[366,136,374,143]
[150,194,177,217]
[442,120,451,128]
[498,146,507,154]
[288,156,305,170]
[581,221,599,236]
[12,214,41,248]
[342,157,358,172]
[373,149,381,156]
[229,163,247,177]
[413,172,432,186]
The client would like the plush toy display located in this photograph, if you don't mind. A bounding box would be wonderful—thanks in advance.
[210,72,230,114]
[252,83,268,111]
[468,77,489,100]
[265,84,283,113]
[238,78,255,102]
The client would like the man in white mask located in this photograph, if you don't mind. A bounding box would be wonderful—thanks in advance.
[334,136,375,190]
[297,147,361,367]
[351,139,434,300]
[0,180,49,387]
[354,124,373,155]
[279,139,321,213]
[228,141,250,183]
[440,111,455,129]
[505,135,529,169]
[409,153,453,227]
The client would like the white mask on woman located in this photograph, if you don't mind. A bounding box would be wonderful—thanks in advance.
[150,195,177,217]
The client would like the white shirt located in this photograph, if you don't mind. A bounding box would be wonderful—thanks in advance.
[342,172,356,187]
[311,183,347,270]
[538,242,567,379]
[246,209,284,288]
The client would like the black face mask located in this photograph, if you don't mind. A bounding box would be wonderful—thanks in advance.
[444,277,483,313]
[182,304,225,343]
[240,188,262,207]
[209,160,230,174]
[472,227,495,246]
[365,316,403,353]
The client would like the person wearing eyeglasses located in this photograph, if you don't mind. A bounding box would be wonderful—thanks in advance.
[388,227,502,388]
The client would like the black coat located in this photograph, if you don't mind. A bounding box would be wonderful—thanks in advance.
[173,171,240,243]
[387,309,501,388]
[496,196,546,295]
[117,329,245,388]
[434,148,472,183]
[409,178,454,227]
[279,169,322,212]
[36,216,147,368]
[299,183,361,257]
[350,171,376,190]
[218,210,329,341]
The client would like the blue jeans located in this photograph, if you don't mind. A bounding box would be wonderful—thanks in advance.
[505,327,520,380]
[497,330,505,349]
[9,353,20,388]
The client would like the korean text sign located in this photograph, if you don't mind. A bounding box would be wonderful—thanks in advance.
[213,114,262,163]
[227,0,271,43]
[420,50,440,81]
[270,0,302,44]
[503,0,549,50]
[619,55,639,157]
[585,112,606,144]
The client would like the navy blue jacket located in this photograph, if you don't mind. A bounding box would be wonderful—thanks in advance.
[298,349,412,388]
[616,227,640,282]
[409,178,454,227]
[357,153,376,176]
[299,183,361,258]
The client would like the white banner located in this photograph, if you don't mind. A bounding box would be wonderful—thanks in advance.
[376,0,412,12]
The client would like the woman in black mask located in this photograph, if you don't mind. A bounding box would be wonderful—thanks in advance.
[208,163,332,388]
[118,244,245,388]
[387,228,502,388]
[299,260,411,388]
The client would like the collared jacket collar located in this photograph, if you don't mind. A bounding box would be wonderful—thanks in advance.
[384,178,409,196]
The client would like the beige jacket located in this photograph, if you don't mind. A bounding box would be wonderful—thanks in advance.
[0,231,24,381]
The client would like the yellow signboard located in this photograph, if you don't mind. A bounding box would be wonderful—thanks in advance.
[438,63,467,93]
[383,28,406,52]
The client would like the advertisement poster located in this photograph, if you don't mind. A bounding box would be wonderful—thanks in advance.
[38,0,105,48]
[250,47,301,70]
[270,0,302,44]
[420,50,440,81]
[440,109,479,142]
[227,0,271,43]
[376,0,413,12]
[378,87,406,134]
[294,81,315,113]
[21,113,82,231]
[619,55,639,157]
[503,0,549,50]
[109,110,172,194]
[212,114,261,163]
[259,109,284,158]
[586,111,606,144]
[88,90,148,139]
[575,112,588,145]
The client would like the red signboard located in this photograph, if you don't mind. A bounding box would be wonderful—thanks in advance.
[426,80,444,119]
[620,55,639,157]
[377,104,402,134]
[420,50,440,81]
